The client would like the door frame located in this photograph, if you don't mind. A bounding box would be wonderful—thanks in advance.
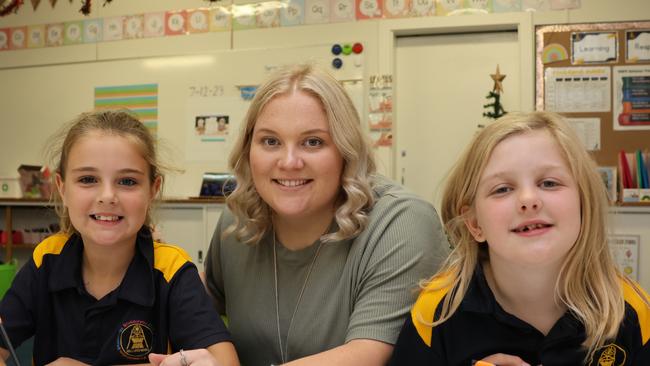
[377,12,535,178]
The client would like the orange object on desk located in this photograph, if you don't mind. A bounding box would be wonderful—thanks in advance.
[473,361,497,366]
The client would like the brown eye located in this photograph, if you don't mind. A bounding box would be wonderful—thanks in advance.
[78,176,97,184]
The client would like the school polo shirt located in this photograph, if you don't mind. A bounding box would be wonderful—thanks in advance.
[388,265,650,366]
[0,229,230,365]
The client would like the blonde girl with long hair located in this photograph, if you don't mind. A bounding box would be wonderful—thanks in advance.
[389,111,650,366]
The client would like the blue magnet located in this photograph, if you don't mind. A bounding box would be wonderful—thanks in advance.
[332,57,343,69]
[331,44,342,55]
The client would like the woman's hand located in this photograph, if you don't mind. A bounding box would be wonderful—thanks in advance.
[478,353,532,366]
[148,349,220,366]
[45,357,90,366]
[149,342,238,366]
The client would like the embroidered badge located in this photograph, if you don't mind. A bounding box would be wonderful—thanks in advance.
[118,320,154,360]
[590,343,626,366]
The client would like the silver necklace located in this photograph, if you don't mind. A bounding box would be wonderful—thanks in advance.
[273,231,325,364]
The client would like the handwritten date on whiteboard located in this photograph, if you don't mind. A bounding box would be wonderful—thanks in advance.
[189,85,225,97]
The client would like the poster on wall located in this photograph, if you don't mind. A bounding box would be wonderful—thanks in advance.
[626,30,650,62]
[185,84,248,162]
[368,75,392,148]
[193,115,230,141]
[544,66,610,112]
[608,234,639,281]
[94,83,158,135]
[566,117,600,151]
[613,65,650,130]
[570,31,618,64]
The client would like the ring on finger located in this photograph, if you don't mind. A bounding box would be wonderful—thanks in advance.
[179,349,189,366]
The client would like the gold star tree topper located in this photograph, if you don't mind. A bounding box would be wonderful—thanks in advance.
[491,65,506,94]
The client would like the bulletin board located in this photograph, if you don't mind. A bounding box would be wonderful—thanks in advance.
[535,22,650,167]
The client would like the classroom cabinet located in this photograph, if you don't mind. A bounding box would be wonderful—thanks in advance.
[0,198,225,267]
[154,198,225,266]
[1,199,56,264]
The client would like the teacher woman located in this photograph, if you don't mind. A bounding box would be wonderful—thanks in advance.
[205,64,448,366]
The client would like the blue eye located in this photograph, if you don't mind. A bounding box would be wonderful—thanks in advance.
[541,180,559,188]
[78,176,97,184]
[492,186,511,195]
[119,178,137,186]
[304,138,323,148]
[261,137,280,147]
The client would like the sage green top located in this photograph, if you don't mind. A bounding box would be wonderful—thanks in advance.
[205,176,449,366]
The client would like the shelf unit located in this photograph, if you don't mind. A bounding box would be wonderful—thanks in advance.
[1,197,226,263]
[1,198,49,262]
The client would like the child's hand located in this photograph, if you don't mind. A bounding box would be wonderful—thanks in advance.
[148,350,221,366]
[45,357,90,366]
[479,353,532,366]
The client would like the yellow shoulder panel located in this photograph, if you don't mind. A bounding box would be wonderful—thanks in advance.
[411,274,454,347]
[621,278,650,345]
[32,234,69,268]
[153,242,192,283]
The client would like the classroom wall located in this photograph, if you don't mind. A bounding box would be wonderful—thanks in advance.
[1,0,648,188]
[1,0,648,78]
[0,1,381,194]
[1,0,650,290]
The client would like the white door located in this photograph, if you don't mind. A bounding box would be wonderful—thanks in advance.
[395,31,520,209]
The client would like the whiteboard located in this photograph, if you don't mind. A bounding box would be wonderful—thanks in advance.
[0,45,364,197]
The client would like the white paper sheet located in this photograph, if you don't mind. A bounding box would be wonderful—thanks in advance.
[544,67,611,112]
[567,117,601,151]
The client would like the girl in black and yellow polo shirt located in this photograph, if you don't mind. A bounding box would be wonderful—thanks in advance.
[390,112,649,366]
[0,110,239,366]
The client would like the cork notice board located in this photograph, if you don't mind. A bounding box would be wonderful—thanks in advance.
[535,22,650,167]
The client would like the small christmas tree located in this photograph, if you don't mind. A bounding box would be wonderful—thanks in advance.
[483,65,507,120]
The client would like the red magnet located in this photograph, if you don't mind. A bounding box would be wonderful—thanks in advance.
[352,42,363,54]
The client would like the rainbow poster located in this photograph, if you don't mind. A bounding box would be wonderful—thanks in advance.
[542,43,568,64]
[94,83,158,135]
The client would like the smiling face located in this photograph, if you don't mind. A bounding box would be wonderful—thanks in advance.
[249,91,344,224]
[465,129,581,269]
[56,131,160,249]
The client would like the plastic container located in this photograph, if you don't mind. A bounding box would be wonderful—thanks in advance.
[0,260,17,299]
[0,177,21,198]
[0,230,23,245]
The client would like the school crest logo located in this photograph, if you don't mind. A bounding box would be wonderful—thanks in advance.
[118,320,154,359]
[590,343,626,366]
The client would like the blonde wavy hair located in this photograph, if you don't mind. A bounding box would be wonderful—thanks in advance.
[46,109,163,235]
[225,64,376,244]
[431,111,645,360]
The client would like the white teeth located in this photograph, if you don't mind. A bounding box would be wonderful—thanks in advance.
[93,215,120,221]
[276,179,308,187]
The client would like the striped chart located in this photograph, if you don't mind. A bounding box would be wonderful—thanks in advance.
[94,84,159,135]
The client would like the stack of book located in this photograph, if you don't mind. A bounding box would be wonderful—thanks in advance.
[619,150,650,203]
